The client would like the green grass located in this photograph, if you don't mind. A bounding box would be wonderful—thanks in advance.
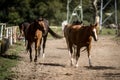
[0,57,17,80]
[49,26,117,36]
[100,28,116,35]
[113,36,120,44]
[0,40,24,80]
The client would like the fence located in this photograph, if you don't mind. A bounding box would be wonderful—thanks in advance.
[0,23,18,54]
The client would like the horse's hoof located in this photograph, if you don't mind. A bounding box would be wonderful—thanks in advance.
[89,65,93,68]
[30,60,32,62]
[34,59,37,62]
[70,62,73,66]
[42,54,45,58]
[38,54,40,57]
[75,64,79,68]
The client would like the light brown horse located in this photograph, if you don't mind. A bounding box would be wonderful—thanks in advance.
[64,23,98,67]
[26,19,46,62]
[37,17,63,58]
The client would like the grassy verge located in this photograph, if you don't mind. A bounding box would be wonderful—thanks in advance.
[0,40,24,80]
[100,28,116,35]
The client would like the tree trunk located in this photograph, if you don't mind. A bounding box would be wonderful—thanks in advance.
[92,0,100,34]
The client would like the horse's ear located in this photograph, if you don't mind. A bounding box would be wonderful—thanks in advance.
[90,24,92,27]
[34,19,37,22]
[94,23,98,27]
[80,21,83,24]
[38,17,43,21]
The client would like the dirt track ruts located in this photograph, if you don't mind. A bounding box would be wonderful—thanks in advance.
[11,35,120,80]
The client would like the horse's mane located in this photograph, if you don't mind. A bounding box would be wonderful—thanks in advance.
[72,20,82,25]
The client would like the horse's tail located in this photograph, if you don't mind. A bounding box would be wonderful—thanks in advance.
[48,27,63,39]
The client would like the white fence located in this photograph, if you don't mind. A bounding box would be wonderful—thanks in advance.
[0,23,18,45]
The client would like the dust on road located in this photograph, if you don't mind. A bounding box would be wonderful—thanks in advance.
[11,35,120,80]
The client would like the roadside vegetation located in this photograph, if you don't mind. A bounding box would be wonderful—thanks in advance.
[0,40,24,80]
[100,28,116,35]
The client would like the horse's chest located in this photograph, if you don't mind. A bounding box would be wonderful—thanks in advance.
[71,34,91,46]
[70,31,80,44]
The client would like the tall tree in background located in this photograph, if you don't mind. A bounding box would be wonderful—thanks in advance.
[0,0,119,26]
[92,0,100,33]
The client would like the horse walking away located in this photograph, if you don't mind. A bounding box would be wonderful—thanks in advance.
[64,22,98,67]
[19,18,63,58]
[26,19,46,62]
[37,17,63,58]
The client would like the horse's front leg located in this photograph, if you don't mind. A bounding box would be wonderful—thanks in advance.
[87,45,92,67]
[75,46,80,67]
[28,41,32,62]
[69,43,74,66]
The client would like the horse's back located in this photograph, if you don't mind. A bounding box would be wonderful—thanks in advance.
[70,25,83,44]
[64,24,71,38]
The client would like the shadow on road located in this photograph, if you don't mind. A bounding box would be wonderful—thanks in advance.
[0,54,21,60]
[102,73,120,77]
[56,47,67,50]
[84,66,117,70]
[39,62,65,67]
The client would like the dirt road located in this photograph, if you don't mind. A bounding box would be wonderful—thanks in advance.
[11,36,120,80]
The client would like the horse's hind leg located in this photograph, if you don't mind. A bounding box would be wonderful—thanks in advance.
[34,38,42,62]
[34,41,39,62]
[42,36,47,58]
[38,39,42,57]
[38,45,41,56]
[29,47,32,62]
[28,42,32,62]
[34,48,38,62]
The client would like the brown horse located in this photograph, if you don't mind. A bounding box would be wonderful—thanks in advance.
[64,22,98,67]
[19,18,62,58]
[26,19,46,62]
[37,17,62,57]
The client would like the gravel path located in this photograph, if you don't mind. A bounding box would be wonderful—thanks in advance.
[11,35,120,80]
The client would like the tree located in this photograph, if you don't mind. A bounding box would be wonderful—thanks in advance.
[0,0,119,26]
[91,0,100,33]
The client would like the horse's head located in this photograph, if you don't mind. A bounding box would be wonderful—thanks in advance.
[34,19,46,34]
[90,23,98,41]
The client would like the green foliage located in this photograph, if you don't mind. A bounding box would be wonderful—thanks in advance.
[8,12,21,24]
[0,40,24,80]
[0,0,120,25]
[0,57,17,80]
[100,28,116,35]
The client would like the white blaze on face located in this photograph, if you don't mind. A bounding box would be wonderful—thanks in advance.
[93,28,97,40]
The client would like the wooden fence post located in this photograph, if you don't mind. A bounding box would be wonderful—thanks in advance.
[7,27,13,45]
[12,26,18,43]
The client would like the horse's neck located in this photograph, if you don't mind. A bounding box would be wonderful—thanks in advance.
[80,27,91,42]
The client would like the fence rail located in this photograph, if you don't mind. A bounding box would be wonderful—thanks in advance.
[0,23,18,54]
